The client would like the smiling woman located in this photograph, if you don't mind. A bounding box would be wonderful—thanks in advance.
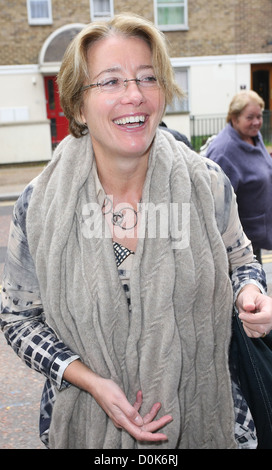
[79,34,166,177]
[1,13,272,450]
[57,14,182,139]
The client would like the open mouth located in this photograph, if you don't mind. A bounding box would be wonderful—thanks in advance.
[113,115,146,128]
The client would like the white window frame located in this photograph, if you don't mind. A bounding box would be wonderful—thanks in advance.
[166,66,189,114]
[90,0,114,21]
[27,0,52,25]
[154,0,188,31]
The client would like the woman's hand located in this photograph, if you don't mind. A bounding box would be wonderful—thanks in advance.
[63,360,172,442]
[91,377,173,441]
[236,284,272,338]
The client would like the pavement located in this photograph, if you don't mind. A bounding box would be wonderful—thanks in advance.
[0,162,46,202]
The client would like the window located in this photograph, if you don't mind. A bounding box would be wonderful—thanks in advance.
[90,0,114,21]
[27,0,52,25]
[166,68,189,113]
[154,0,188,31]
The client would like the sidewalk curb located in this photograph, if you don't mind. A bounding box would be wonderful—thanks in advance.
[0,193,20,202]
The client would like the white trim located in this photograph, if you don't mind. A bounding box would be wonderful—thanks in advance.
[39,23,86,66]
[0,64,39,75]
[90,0,114,21]
[0,52,271,76]
[27,0,53,26]
[39,63,61,74]
[154,0,188,31]
[0,119,49,127]
[171,53,272,68]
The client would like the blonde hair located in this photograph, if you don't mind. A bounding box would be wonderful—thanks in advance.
[57,13,183,138]
[227,90,264,123]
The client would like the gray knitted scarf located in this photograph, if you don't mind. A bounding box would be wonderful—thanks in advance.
[26,129,236,449]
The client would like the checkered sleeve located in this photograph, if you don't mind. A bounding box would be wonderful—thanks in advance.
[231,263,267,304]
[1,312,79,390]
[206,160,268,299]
[221,181,267,300]
[0,185,79,390]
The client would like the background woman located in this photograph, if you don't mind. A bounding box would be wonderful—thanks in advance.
[206,90,272,263]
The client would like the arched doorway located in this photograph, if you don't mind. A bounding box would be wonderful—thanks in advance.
[251,63,272,143]
[39,24,85,147]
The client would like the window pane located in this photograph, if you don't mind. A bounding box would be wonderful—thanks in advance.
[30,0,49,19]
[47,79,55,110]
[158,6,184,25]
[93,0,110,15]
[50,118,57,138]
[166,68,189,113]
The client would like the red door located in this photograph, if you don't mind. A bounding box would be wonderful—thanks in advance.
[44,76,69,147]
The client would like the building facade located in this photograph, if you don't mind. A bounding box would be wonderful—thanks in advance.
[0,0,272,163]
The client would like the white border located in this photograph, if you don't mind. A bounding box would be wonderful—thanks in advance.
[26,0,53,25]
[38,23,86,66]
[154,0,188,31]
[0,52,271,76]
[0,64,39,75]
[90,0,114,21]
[171,53,272,68]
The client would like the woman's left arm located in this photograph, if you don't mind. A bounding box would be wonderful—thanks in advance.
[207,159,272,338]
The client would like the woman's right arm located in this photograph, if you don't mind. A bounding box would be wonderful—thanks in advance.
[0,187,79,390]
[63,359,172,441]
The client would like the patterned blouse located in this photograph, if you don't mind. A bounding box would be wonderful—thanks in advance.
[0,159,267,448]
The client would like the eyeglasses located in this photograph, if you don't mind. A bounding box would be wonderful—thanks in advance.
[81,75,159,94]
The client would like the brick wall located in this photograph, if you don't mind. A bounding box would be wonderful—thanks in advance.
[234,0,272,55]
[169,0,272,57]
[1,0,272,66]
[0,0,91,65]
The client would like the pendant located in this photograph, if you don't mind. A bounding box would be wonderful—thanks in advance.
[102,196,140,231]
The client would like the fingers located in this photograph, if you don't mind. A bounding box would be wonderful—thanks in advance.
[96,380,172,442]
[239,311,270,338]
[142,413,173,433]
[133,390,143,413]
[122,413,172,442]
[113,407,171,442]
[115,392,172,442]
[237,288,272,338]
[239,304,272,337]
[241,321,267,339]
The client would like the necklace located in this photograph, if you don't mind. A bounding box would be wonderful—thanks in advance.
[102,196,142,231]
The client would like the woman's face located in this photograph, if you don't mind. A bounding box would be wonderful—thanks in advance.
[232,102,263,141]
[80,35,166,161]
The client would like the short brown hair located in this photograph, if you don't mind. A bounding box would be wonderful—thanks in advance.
[57,13,183,138]
[227,90,265,123]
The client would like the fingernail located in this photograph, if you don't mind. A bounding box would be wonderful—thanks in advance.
[134,415,143,425]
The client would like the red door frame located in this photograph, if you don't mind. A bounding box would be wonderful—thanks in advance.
[44,76,69,147]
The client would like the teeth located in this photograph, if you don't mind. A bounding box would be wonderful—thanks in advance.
[114,115,145,125]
